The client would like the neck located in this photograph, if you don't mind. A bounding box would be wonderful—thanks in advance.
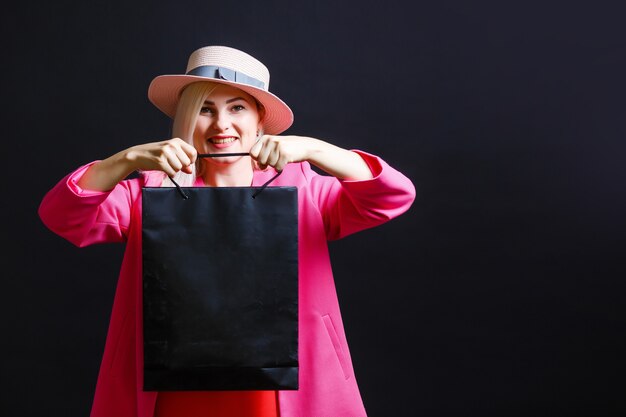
[201,158,254,187]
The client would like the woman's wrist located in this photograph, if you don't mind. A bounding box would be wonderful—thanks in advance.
[303,138,373,181]
[77,148,138,191]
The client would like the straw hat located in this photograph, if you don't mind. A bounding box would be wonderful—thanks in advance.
[148,45,293,135]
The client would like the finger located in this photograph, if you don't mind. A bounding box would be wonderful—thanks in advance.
[266,147,280,169]
[181,141,198,164]
[249,135,264,158]
[159,160,177,177]
[275,153,289,172]
[173,144,194,171]
[256,138,275,167]
[168,138,196,164]
[181,164,193,175]
[163,147,184,174]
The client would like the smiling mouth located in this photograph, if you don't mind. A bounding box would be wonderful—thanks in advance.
[208,137,237,144]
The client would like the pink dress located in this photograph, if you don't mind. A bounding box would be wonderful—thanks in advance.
[38,150,416,417]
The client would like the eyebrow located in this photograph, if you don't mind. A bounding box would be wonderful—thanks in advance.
[203,97,249,105]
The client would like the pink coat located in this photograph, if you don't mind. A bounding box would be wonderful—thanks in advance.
[38,150,415,417]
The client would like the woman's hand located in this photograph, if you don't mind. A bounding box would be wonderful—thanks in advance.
[126,138,197,177]
[249,135,313,172]
[77,138,197,192]
[250,134,373,181]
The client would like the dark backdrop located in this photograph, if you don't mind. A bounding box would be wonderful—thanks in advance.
[3,1,625,416]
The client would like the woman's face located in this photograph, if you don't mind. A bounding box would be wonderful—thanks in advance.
[193,84,262,158]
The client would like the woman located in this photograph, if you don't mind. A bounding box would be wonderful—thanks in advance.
[39,45,416,417]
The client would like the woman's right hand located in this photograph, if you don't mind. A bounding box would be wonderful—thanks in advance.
[125,138,197,177]
[77,138,197,192]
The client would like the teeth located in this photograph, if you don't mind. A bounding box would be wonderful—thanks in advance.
[211,137,236,144]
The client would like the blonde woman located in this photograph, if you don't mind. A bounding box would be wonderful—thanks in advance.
[39,45,416,417]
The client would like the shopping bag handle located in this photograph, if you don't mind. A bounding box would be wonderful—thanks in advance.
[168,153,282,199]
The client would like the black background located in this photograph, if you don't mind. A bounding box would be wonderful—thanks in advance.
[3,1,626,416]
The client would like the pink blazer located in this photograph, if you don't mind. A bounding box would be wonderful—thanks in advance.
[38,151,416,417]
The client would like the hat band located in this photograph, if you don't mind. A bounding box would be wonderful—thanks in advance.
[186,65,266,90]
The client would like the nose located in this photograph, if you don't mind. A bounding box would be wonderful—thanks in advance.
[211,110,231,131]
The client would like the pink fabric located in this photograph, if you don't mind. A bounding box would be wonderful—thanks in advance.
[38,151,415,417]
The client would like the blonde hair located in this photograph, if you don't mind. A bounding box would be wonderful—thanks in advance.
[161,81,219,187]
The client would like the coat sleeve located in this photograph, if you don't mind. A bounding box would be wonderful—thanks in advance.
[304,150,416,241]
[38,162,140,247]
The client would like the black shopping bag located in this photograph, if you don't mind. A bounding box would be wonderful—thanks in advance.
[142,185,298,391]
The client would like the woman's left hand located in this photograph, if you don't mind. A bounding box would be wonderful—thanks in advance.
[250,134,373,181]
[249,135,313,171]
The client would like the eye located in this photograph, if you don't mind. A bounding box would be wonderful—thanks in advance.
[231,104,246,112]
[200,106,214,114]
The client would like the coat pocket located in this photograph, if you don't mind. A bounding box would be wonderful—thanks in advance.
[322,314,351,380]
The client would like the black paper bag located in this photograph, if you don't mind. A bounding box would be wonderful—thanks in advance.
[142,186,298,391]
